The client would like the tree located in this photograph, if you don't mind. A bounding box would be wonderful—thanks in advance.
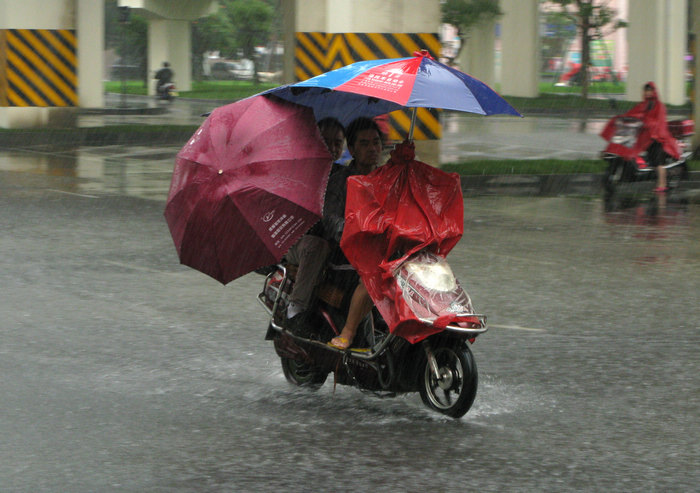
[441,0,502,62]
[223,0,275,83]
[545,0,626,99]
[105,0,148,84]
[192,11,236,80]
[541,10,577,72]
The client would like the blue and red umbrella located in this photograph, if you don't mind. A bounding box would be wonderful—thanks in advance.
[265,51,521,136]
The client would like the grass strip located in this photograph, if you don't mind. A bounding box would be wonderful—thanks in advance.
[104,80,276,100]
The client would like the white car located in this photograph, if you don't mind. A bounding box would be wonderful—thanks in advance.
[210,60,254,81]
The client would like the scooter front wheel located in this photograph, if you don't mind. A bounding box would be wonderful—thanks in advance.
[667,161,688,189]
[419,343,478,418]
[280,357,327,390]
[603,161,624,193]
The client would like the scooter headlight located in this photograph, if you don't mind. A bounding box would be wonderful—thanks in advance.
[402,259,457,292]
[395,251,475,322]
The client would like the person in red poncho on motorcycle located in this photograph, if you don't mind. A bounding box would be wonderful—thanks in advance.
[600,81,680,192]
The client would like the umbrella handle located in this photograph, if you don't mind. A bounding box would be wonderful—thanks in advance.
[408,107,417,141]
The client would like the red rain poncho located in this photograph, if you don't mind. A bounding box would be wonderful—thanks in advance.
[600,81,680,161]
[340,141,465,343]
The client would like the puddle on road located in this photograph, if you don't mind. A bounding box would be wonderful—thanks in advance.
[601,195,700,266]
[0,145,178,201]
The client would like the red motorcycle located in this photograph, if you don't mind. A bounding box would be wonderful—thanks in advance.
[258,250,486,418]
[257,144,487,418]
[601,117,693,193]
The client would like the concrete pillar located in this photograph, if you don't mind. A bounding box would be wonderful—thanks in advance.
[500,0,539,97]
[77,0,104,108]
[281,0,296,85]
[626,0,687,105]
[119,0,217,94]
[294,0,439,33]
[0,0,82,128]
[459,18,496,88]
[148,20,191,93]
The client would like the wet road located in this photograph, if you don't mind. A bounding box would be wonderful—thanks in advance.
[441,112,606,162]
[81,94,608,164]
[1,151,699,491]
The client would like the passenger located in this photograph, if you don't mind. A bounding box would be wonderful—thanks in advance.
[283,118,345,335]
[322,117,384,349]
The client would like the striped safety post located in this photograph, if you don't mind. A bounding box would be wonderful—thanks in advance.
[0,29,78,107]
[295,32,442,141]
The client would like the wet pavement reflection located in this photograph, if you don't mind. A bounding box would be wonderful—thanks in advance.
[0,144,177,201]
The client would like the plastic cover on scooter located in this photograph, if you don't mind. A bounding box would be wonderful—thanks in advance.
[340,140,473,343]
[395,250,475,325]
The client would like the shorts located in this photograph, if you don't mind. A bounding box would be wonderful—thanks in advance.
[646,141,666,167]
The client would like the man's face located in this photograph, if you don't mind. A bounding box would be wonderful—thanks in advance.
[348,128,382,170]
[321,126,345,162]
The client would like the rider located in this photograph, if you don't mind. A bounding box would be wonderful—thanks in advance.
[155,62,174,95]
[601,81,680,192]
[323,117,383,349]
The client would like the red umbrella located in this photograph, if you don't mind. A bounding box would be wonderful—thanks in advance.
[164,96,333,284]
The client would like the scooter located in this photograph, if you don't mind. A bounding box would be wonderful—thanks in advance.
[257,249,487,418]
[155,81,177,102]
[601,117,693,193]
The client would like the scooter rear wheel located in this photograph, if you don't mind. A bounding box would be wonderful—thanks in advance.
[280,357,327,390]
[419,343,478,418]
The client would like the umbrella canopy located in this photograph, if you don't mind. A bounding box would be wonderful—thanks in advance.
[263,51,521,128]
[164,96,333,284]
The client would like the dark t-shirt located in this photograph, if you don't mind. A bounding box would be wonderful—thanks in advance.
[155,67,173,85]
[321,161,363,244]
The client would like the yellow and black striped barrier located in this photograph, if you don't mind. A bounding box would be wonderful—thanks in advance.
[295,32,441,140]
[0,29,78,107]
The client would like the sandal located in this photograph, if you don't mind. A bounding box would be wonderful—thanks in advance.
[328,336,350,349]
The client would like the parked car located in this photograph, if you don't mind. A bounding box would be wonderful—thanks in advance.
[210,60,254,81]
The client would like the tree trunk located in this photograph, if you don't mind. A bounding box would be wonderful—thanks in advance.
[580,16,591,99]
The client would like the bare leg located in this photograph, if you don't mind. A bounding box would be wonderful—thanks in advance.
[330,281,373,349]
[656,165,667,190]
